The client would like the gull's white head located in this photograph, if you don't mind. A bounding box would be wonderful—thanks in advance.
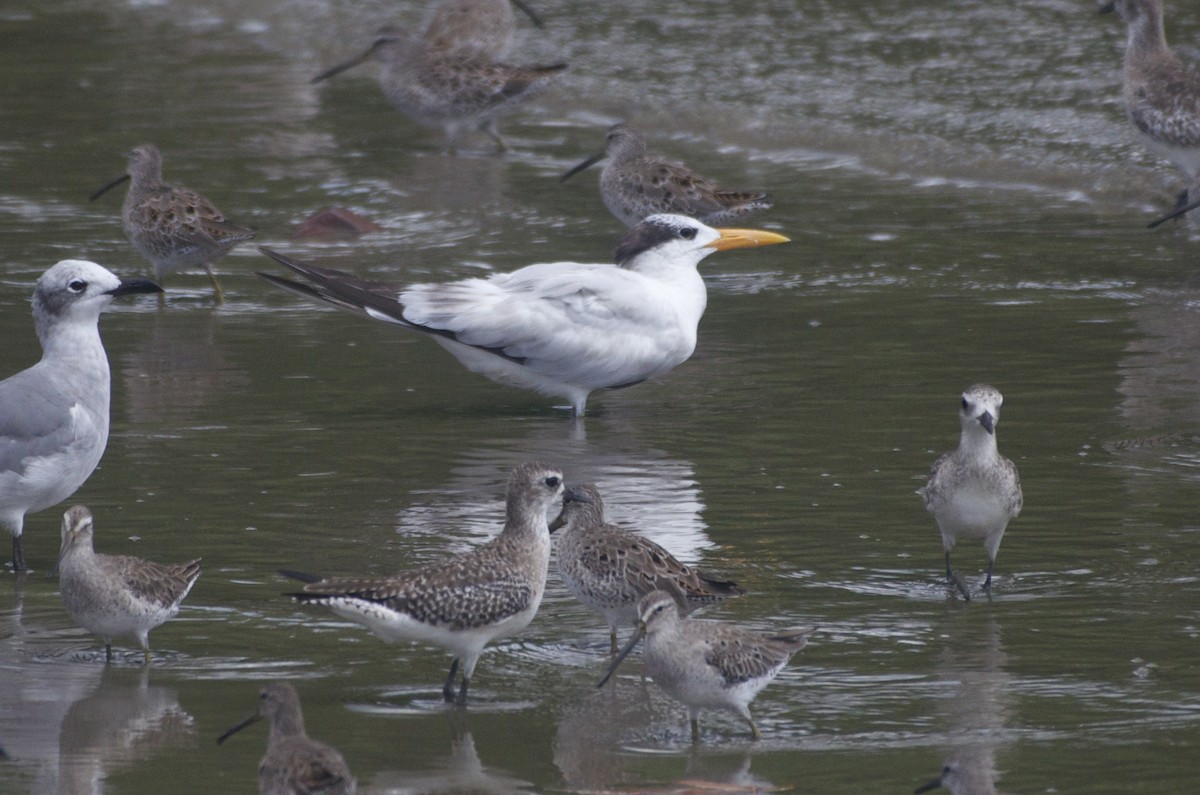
[614,214,789,272]
[32,260,161,343]
[959,383,1005,437]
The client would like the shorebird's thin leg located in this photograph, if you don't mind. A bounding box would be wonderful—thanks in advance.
[204,265,225,304]
[442,658,460,702]
[945,552,971,601]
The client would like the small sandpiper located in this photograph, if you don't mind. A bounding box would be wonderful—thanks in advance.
[218,683,357,795]
[598,589,816,742]
[311,25,566,153]
[560,123,772,227]
[53,505,201,664]
[550,483,744,654]
[90,144,256,303]
[1101,0,1200,227]
[283,461,563,704]
[422,0,543,61]
[919,385,1023,601]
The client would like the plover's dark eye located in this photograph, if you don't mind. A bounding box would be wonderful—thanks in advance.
[679,227,697,240]
[545,476,561,489]
[68,279,87,293]
[961,397,969,411]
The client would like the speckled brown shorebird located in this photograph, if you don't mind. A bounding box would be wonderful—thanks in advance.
[918,384,1023,601]
[598,589,816,742]
[560,123,773,227]
[311,25,566,153]
[90,144,255,303]
[550,483,744,654]
[218,683,357,795]
[282,461,564,704]
[1101,0,1200,227]
[53,505,200,663]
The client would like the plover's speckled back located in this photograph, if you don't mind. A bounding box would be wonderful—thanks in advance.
[90,144,255,303]
[259,215,788,417]
[919,384,1022,601]
[311,25,565,154]
[54,505,200,664]
[1101,0,1200,226]
[598,589,816,742]
[217,683,357,795]
[550,484,744,654]
[283,461,563,704]
[0,262,160,572]
[560,123,772,227]
[422,0,543,61]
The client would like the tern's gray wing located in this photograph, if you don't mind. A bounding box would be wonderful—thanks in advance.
[0,368,80,475]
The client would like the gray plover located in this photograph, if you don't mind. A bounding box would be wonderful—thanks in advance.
[598,589,815,742]
[90,144,256,303]
[1101,0,1200,227]
[423,0,543,61]
[550,484,744,654]
[0,260,161,572]
[311,25,565,153]
[919,384,1023,601]
[53,505,200,663]
[560,123,772,227]
[258,214,788,417]
[282,461,563,704]
[218,683,357,795]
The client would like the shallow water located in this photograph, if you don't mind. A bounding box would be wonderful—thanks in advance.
[1,0,1199,792]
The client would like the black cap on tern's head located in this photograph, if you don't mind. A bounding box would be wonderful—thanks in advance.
[613,214,710,266]
[614,214,790,268]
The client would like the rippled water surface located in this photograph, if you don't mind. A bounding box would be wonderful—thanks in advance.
[2,0,1200,793]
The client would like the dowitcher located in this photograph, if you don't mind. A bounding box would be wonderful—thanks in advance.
[258,214,788,417]
[598,589,816,742]
[423,0,543,61]
[919,384,1023,601]
[311,25,566,153]
[1101,0,1200,227]
[550,483,744,653]
[90,144,255,303]
[0,261,160,572]
[53,505,200,663]
[282,461,563,704]
[218,683,357,795]
[560,123,772,227]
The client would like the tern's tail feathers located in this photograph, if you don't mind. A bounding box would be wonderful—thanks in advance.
[257,247,409,325]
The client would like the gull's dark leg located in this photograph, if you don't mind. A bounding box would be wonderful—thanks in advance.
[11,536,27,574]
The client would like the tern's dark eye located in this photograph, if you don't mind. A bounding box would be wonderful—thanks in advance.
[545,476,561,489]
[68,279,87,293]
[679,227,697,240]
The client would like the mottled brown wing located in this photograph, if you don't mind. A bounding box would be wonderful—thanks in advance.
[117,556,201,609]
[1128,62,1200,148]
